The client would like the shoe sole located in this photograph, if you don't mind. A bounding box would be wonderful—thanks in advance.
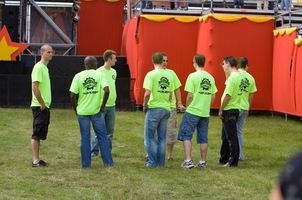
[182,165,194,169]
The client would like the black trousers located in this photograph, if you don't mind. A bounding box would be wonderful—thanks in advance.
[219,109,240,166]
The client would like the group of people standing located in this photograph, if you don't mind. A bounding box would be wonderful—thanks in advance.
[142,52,257,168]
[29,44,257,170]
[28,45,302,200]
[30,44,117,168]
[69,50,117,168]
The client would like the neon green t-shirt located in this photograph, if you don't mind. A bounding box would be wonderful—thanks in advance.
[238,69,257,110]
[31,61,51,108]
[69,69,108,115]
[185,71,217,117]
[97,66,117,107]
[143,68,174,111]
[166,69,182,108]
[221,72,242,110]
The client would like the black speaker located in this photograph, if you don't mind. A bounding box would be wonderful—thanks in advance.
[2,6,19,42]
[0,61,22,74]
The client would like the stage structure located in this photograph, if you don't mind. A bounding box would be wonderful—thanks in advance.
[1,0,302,115]
[0,0,132,110]
[1,0,79,55]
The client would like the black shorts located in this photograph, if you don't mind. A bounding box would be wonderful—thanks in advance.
[31,107,50,140]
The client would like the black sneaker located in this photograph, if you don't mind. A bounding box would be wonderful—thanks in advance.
[32,160,47,167]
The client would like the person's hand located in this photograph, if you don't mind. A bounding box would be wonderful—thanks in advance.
[218,109,223,120]
[177,104,186,112]
[143,106,148,114]
[40,103,46,111]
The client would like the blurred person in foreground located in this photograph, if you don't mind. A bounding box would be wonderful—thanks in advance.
[270,151,302,200]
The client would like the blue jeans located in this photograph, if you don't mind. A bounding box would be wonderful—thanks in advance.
[91,106,116,155]
[178,112,209,144]
[141,0,153,9]
[234,0,244,7]
[236,110,248,160]
[281,0,290,10]
[144,108,170,167]
[77,112,113,168]
[141,0,146,9]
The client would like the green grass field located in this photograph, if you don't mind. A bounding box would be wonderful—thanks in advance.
[0,108,301,200]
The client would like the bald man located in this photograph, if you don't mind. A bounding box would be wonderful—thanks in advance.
[70,56,114,168]
[31,44,53,167]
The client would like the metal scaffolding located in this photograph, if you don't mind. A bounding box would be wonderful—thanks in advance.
[16,0,78,55]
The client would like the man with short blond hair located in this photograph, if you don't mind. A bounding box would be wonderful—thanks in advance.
[91,50,117,156]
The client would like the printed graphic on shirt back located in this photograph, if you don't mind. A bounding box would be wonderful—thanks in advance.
[83,77,98,95]
[158,76,170,93]
[240,78,250,93]
[199,78,212,95]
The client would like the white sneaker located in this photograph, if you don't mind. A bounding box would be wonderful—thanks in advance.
[195,162,206,168]
[181,160,194,169]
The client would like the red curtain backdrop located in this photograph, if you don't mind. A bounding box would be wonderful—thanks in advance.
[130,16,199,104]
[197,17,275,110]
[272,29,297,114]
[123,14,275,110]
[77,0,124,55]
[121,17,137,73]
[122,17,139,101]
[293,39,302,116]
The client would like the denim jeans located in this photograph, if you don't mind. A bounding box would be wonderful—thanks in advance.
[178,112,209,144]
[141,0,146,9]
[144,108,170,167]
[141,0,153,9]
[77,112,113,168]
[236,110,248,160]
[219,109,239,166]
[281,0,290,10]
[234,0,244,7]
[91,106,116,155]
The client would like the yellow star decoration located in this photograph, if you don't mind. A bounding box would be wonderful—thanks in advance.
[0,37,19,60]
[0,25,29,61]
